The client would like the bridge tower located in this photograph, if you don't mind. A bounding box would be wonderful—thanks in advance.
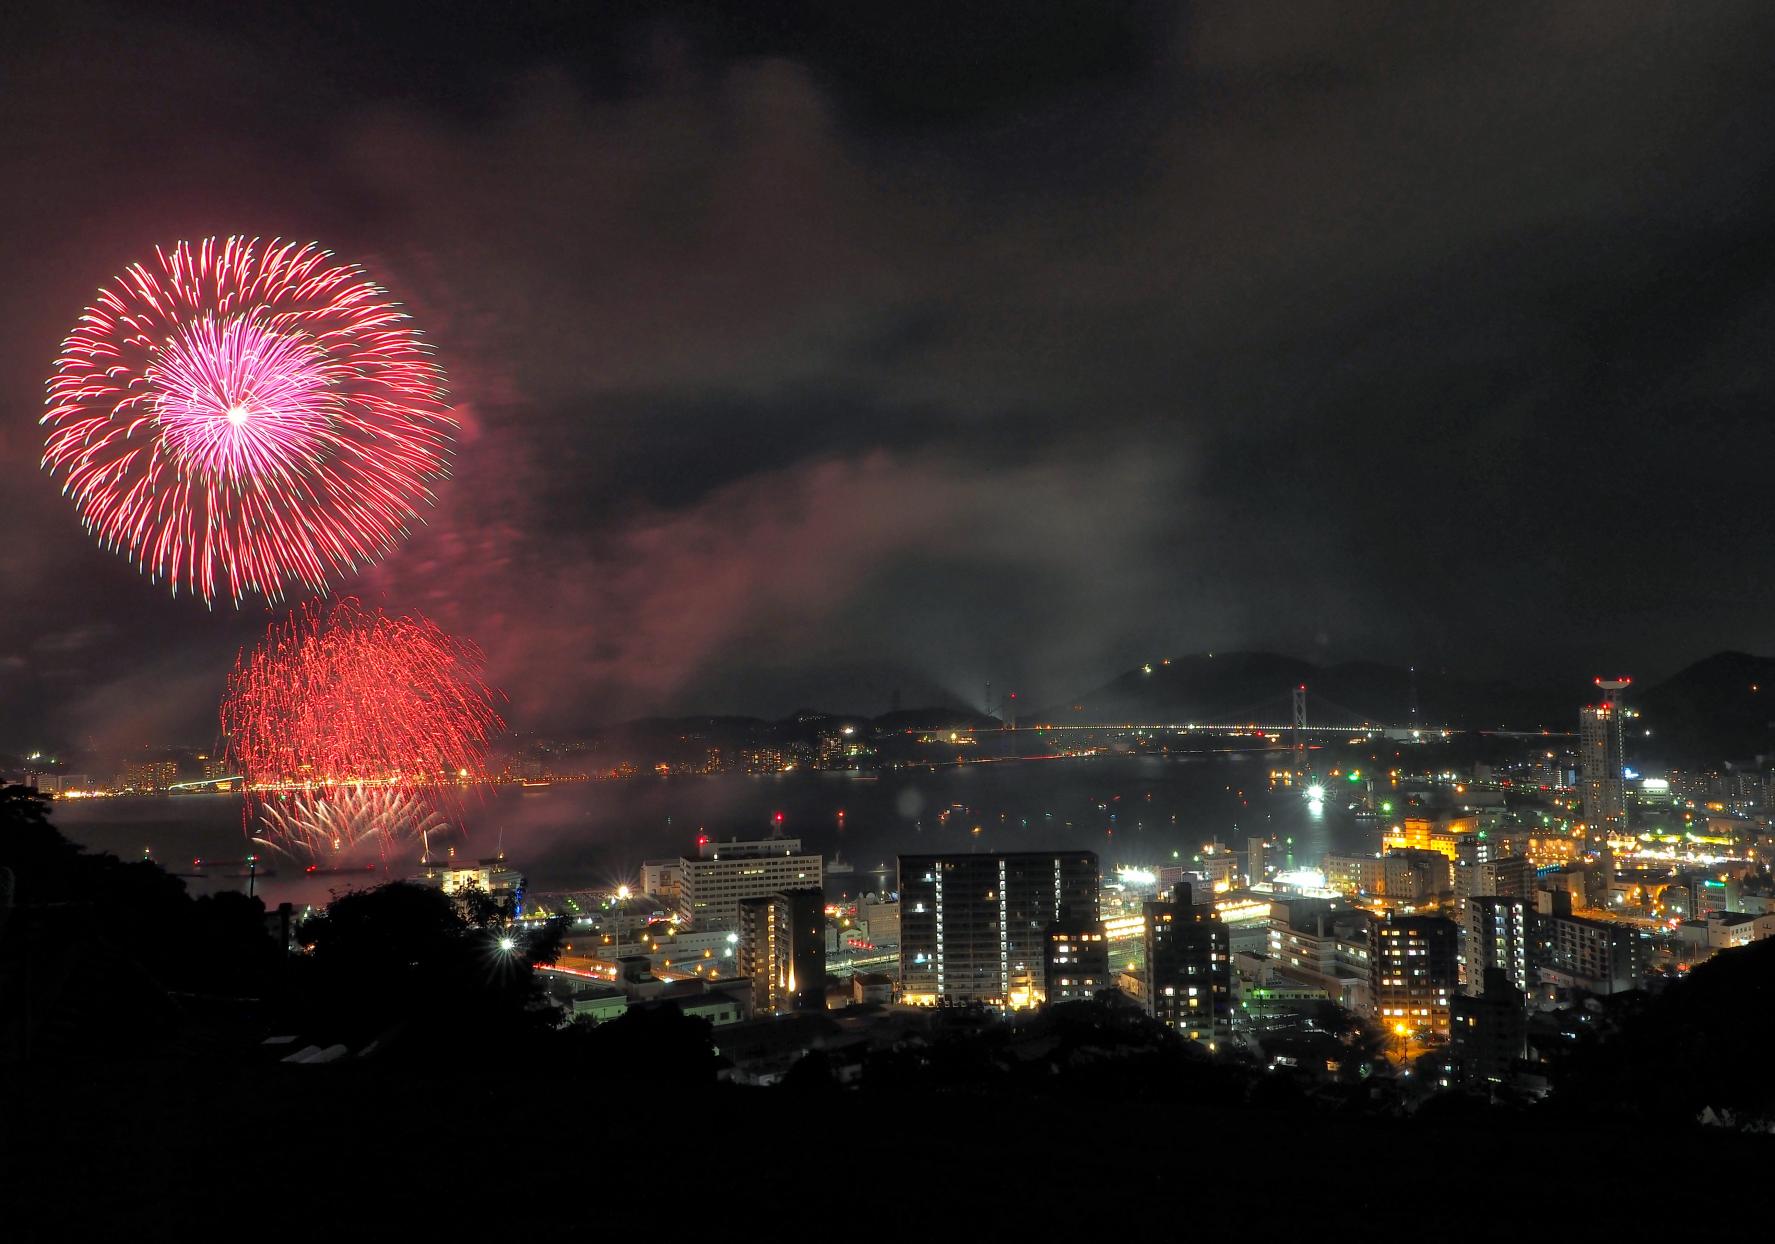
[1291,684,1310,785]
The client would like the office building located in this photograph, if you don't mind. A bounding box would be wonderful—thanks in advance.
[418,856,526,916]
[1384,848,1453,901]
[678,836,822,932]
[1324,854,1386,896]
[1456,853,1536,906]
[639,859,682,904]
[1266,899,1372,1014]
[861,898,901,947]
[1383,813,1478,861]
[736,888,826,1015]
[898,851,1099,1008]
[1144,883,1232,1046]
[1370,913,1458,1037]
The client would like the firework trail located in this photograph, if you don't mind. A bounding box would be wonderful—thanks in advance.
[42,237,454,605]
[222,599,504,861]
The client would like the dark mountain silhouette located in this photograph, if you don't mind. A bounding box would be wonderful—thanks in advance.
[870,707,1000,733]
[1633,652,1775,766]
[562,651,1775,763]
[1036,651,1574,731]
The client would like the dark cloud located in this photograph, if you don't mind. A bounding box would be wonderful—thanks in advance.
[3,1,1775,749]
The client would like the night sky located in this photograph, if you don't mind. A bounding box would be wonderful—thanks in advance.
[4,1,1775,752]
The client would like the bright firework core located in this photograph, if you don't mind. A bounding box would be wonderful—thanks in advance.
[151,313,336,482]
[41,237,456,604]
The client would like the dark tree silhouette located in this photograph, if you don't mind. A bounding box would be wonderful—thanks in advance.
[1554,938,1775,1123]
[290,881,567,1055]
[567,1000,719,1085]
[0,783,277,1003]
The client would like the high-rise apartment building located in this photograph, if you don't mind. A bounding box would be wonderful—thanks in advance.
[1447,967,1528,1088]
[678,836,822,932]
[1370,913,1458,1037]
[116,759,180,791]
[736,888,826,1015]
[898,851,1099,1007]
[1534,902,1646,995]
[1043,908,1110,1004]
[1462,895,1530,995]
[1247,836,1276,885]
[1143,883,1232,1046]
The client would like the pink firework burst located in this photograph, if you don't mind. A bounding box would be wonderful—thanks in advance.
[41,237,456,605]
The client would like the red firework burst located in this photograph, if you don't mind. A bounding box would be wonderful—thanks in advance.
[222,599,504,858]
[42,237,455,605]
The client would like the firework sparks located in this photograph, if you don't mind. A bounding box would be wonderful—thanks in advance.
[42,237,455,605]
[222,599,504,860]
[253,784,451,863]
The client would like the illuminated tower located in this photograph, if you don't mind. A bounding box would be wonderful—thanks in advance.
[1580,678,1630,844]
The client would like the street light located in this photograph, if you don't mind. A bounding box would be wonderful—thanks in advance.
[611,885,631,959]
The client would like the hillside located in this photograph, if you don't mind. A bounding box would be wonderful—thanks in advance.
[1634,652,1775,765]
[1038,651,1572,730]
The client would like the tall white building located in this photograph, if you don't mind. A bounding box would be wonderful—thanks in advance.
[678,836,823,932]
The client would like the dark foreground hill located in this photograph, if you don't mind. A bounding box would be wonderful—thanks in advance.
[4,1056,1773,1236]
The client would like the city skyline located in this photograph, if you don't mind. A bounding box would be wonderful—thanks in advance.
[14,6,1775,1231]
[6,4,1775,751]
